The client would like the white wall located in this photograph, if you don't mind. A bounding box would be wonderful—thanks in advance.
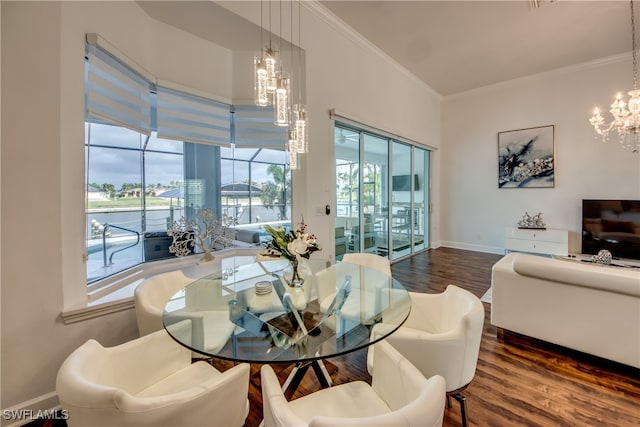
[441,58,640,254]
[1,0,441,416]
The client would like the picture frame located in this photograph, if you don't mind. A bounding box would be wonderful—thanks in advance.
[498,125,555,188]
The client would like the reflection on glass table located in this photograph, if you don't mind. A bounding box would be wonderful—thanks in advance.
[163,256,411,393]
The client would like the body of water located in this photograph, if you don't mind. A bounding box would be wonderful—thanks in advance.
[86,207,291,283]
[87,207,184,237]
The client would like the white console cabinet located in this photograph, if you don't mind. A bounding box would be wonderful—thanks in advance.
[504,227,568,256]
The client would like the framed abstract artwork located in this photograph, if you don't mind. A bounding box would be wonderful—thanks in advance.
[498,125,555,188]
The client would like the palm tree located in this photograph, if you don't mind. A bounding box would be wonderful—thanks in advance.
[260,164,290,220]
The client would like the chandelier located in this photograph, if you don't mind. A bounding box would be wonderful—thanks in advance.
[254,0,308,168]
[589,0,640,152]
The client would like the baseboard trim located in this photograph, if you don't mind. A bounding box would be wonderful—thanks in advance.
[439,241,505,255]
[1,392,60,427]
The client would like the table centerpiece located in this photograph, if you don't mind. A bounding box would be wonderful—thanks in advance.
[262,218,321,287]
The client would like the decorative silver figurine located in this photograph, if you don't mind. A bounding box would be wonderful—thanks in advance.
[517,212,546,229]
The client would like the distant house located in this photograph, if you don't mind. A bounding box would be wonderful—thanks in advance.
[86,184,109,201]
[149,186,168,197]
[118,188,143,198]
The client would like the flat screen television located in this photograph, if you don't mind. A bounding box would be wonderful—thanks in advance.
[392,174,420,191]
[581,199,640,261]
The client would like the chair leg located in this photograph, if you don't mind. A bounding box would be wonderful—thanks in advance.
[452,392,468,427]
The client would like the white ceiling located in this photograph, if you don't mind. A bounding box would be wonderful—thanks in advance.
[139,1,632,97]
[138,1,263,50]
[319,1,631,96]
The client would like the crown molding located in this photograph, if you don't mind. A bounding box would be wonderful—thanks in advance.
[444,51,632,102]
[305,1,442,100]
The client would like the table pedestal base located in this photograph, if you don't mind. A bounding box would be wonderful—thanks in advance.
[282,360,333,396]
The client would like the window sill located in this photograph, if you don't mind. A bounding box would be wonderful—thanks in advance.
[61,247,262,324]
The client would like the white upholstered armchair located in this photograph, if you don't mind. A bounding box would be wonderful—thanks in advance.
[261,340,446,427]
[367,285,484,427]
[134,270,193,336]
[56,329,250,427]
[341,252,391,276]
[135,270,235,356]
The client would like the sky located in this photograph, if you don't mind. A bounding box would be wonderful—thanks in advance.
[86,123,281,190]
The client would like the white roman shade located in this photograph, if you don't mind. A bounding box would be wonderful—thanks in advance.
[232,105,287,149]
[156,86,231,147]
[85,36,152,135]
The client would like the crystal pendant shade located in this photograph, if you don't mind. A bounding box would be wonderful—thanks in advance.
[288,129,299,170]
[294,105,308,154]
[274,73,290,127]
[265,48,277,95]
[254,57,269,107]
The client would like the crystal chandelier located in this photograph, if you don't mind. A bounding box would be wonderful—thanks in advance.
[589,0,640,152]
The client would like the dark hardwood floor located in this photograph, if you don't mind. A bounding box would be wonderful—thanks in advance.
[215,247,640,427]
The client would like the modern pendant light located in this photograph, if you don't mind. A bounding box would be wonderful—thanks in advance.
[294,0,308,153]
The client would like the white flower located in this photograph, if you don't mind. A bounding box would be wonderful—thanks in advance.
[287,237,309,255]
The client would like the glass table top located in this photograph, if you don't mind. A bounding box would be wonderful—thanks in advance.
[163,256,411,364]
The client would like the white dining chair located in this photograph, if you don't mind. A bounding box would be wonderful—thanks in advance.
[342,252,392,276]
[316,255,394,330]
[56,328,250,427]
[367,284,484,427]
[261,340,446,427]
[134,270,193,336]
[135,270,235,356]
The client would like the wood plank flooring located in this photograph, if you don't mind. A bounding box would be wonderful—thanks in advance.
[214,247,640,427]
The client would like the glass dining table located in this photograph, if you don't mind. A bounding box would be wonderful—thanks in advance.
[163,255,411,393]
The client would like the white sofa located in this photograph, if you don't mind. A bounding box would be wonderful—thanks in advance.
[491,253,640,368]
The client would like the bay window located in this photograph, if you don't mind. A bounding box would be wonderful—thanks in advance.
[85,40,290,284]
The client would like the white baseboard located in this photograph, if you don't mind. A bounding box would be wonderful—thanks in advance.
[439,240,505,255]
[1,392,61,427]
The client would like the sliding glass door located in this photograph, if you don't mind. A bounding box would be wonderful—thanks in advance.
[413,147,429,252]
[363,133,389,256]
[335,127,360,259]
[334,123,430,261]
[391,142,412,260]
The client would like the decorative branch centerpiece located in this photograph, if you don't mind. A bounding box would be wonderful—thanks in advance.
[167,209,236,262]
[262,218,321,287]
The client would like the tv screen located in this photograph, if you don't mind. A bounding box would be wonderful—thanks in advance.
[392,174,420,191]
[581,199,640,261]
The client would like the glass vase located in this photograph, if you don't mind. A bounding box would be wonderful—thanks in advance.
[286,258,305,288]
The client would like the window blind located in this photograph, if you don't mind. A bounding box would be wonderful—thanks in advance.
[156,86,231,147]
[232,105,287,149]
[85,43,152,135]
